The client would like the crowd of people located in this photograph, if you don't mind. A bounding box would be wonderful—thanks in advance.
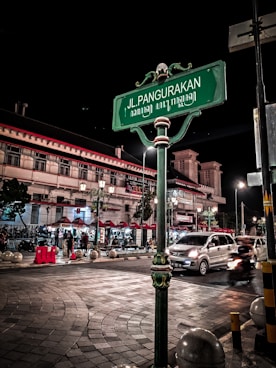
[0,224,158,256]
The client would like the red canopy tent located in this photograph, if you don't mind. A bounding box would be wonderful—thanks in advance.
[130,222,140,229]
[104,220,116,228]
[50,216,72,227]
[118,221,129,228]
[142,223,151,229]
[90,220,105,227]
[71,218,89,227]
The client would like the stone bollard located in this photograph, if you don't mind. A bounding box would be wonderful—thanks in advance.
[74,249,83,258]
[175,327,225,368]
[90,250,98,260]
[109,249,117,259]
[2,250,14,262]
[11,252,23,263]
[250,296,265,329]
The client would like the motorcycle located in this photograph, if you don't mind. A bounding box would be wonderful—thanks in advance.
[18,239,36,252]
[227,244,255,286]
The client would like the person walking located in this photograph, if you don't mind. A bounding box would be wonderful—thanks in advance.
[66,230,74,258]
[81,232,89,256]
[111,236,119,248]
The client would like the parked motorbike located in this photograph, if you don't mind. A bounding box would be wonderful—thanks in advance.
[18,239,36,252]
[227,244,255,286]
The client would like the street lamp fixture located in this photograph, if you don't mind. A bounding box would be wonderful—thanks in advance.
[235,181,245,236]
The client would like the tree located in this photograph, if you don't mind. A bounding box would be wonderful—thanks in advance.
[0,178,31,227]
[133,190,155,221]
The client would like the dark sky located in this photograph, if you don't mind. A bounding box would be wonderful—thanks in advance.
[1,1,276,217]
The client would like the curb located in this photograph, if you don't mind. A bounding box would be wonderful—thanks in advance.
[0,252,154,270]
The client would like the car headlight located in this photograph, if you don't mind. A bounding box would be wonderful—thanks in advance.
[188,249,199,258]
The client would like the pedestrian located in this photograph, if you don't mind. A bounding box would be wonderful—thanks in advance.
[55,228,60,247]
[146,238,153,251]
[81,231,89,256]
[123,237,128,250]
[58,228,64,249]
[111,236,119,248]
[66,230,74,258]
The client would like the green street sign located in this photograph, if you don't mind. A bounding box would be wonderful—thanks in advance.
[112,60,226,132]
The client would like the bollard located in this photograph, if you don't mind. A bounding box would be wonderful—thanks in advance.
[75,249,83,258]
[90,250,98,260]
[250,296,265,328]
[230,312,242,351]
[175,327,225,367]
[109,249,117,258]
[256,261,276,356]
[11,252,23,263]
[262,262,276,343]
[2,250,14,262]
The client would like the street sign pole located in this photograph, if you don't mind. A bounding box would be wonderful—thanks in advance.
[112,61,226,368]
[151,116,171,367]
[252,0,276,350]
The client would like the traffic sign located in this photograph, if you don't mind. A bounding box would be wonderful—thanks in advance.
[112,60,226,132]
[229,12,276,53]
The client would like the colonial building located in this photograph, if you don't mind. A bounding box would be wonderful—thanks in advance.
[0,107,226,242]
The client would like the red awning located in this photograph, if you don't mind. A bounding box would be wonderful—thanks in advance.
[56,216,71,223]
[142,223,151,229]
[150,224,156,230]
[50,216,72,226]
[118,221,129,228]
[130,222,140,229]
[104,220,116,228]
[90,220,105,227]
[71,217,89,226]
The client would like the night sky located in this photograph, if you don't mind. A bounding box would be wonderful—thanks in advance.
[1,1,276,217]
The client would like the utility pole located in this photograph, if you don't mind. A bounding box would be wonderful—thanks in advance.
[241,201,245,235]
[229,0,276,353]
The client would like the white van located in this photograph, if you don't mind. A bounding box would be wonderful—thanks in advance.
[168,231,237,275]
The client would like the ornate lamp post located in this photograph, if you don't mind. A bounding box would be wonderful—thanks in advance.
[235,181,245,235]
[202,206,218,231]
[94,180,106,245]
[81,181,114,245]
[195,207,202,231]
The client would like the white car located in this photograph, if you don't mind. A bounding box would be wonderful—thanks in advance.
[234,235,267,262]
[168,231,237,276]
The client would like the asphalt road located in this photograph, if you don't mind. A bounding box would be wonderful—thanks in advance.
[89,257,265,296]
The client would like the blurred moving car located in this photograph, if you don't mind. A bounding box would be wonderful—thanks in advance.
[168,231,237,276]
[234,235,267,262]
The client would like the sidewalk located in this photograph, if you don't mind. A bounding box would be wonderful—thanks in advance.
[0,248,276,367]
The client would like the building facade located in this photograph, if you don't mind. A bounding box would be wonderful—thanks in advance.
[0,108,226,242]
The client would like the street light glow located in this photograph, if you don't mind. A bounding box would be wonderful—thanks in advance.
[235,181,246,235]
